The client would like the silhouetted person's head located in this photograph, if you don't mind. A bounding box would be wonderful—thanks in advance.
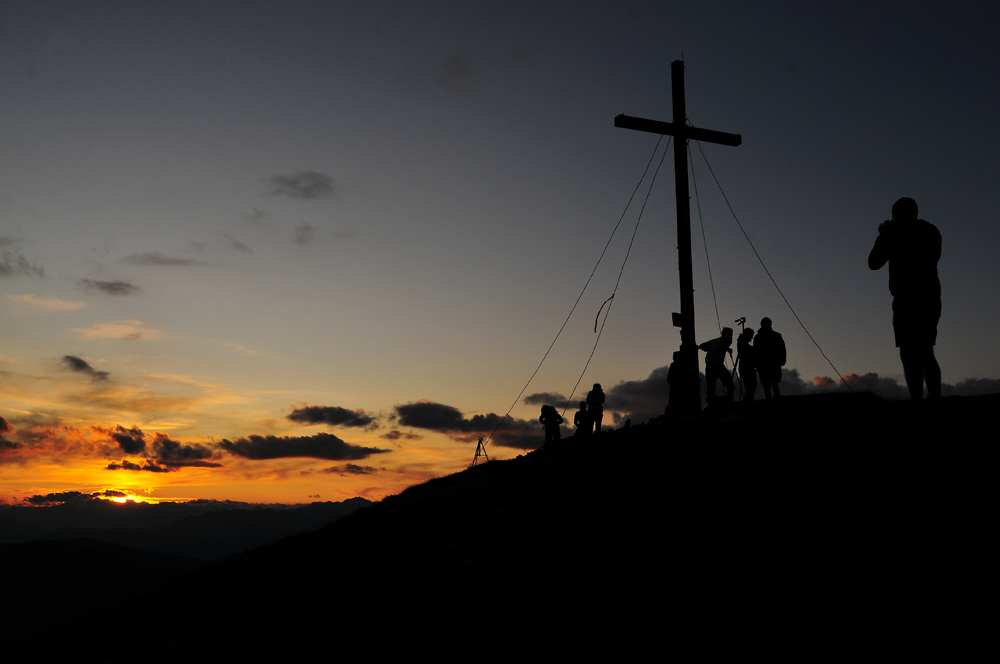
[593,383,601,390]
[892,197,918,221]
[760,317,772,330]
[742,328,755,340]
[579,401,587,409]
[721,327,733,338]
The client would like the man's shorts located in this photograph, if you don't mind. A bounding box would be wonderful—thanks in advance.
[892,296,941,348]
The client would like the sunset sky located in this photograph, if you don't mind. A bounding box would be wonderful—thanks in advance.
[3,1,999,505]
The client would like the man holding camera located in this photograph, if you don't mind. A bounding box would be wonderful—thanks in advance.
[868,197,942,400]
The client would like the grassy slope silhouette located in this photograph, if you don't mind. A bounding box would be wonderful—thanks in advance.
[10,392,999,661]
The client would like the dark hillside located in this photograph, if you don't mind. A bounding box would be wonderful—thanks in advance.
[0,539,208,645]
[12,393,999,661]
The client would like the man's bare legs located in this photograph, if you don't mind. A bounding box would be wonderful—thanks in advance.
[900,346,941,400]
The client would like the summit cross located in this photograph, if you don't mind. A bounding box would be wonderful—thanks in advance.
[615,60,741,413]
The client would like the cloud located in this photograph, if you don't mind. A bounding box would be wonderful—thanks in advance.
[240,207,269,224]
[321,463,379,475]
[806,371,1000,399]
[106,459,174,472]
[7,294,86,311]
[379,430,423,441]
[61,355,110,381]
[793,370,905,399]
[1,421,113,461]
[150,433,222,468]
[78,279,142,296]
[95,490,128,498]
[73,320,164,341]
[24,491,93,505]
[946,378,1000,396]
[394,401,542,450]
[594,364,908,417]
[0,246,44,278]
[293,223,316,245]
[222,232,252,253]
[218,433,389,460]
[523,392,570,407]
[122,252,207,267]
[835,372,908,399]
[814,376,837,388]
[267,171,335,199]
[287,406,375,428]
[81,426,224,471]
[603,365,673,424]
[111,425,146,455]
[0,416,18,452]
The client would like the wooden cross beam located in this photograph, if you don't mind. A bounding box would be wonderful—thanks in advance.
[615,60,741,413]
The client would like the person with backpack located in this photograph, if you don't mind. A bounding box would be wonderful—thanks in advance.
[585,383,606,433]
[754,317,786,399]
[539,405,563,446]
[573,401,592,438]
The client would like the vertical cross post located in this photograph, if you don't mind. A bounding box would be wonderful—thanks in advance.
[615,60,741,412]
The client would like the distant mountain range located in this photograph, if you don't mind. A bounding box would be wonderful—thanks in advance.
[1,497,372,554]
[6,392,999,661]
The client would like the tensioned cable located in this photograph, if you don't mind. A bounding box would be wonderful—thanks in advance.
[561,137,672,416]
[478,136,666,450]
[693,139,851,389]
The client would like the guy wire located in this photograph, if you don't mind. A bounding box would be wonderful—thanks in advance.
[478,136,667,450]
[693,140,851,389]
[561,136,672,416]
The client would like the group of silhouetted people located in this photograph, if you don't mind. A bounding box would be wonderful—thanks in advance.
[539,383,606,447]
[694,196,942,404]
[539,198,942,435]
[698,317,786,403]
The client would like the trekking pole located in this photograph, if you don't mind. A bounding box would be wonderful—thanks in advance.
[732,318,746,399]
[730,351,743,399]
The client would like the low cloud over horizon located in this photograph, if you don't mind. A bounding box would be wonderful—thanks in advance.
[218,433,389,461]
[395,401,542,450]
[525,365,1000,426]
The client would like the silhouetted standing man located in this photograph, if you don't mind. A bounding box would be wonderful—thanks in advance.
[754,318,786,399]
[586,383,606,433]
[868,197,942,400]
